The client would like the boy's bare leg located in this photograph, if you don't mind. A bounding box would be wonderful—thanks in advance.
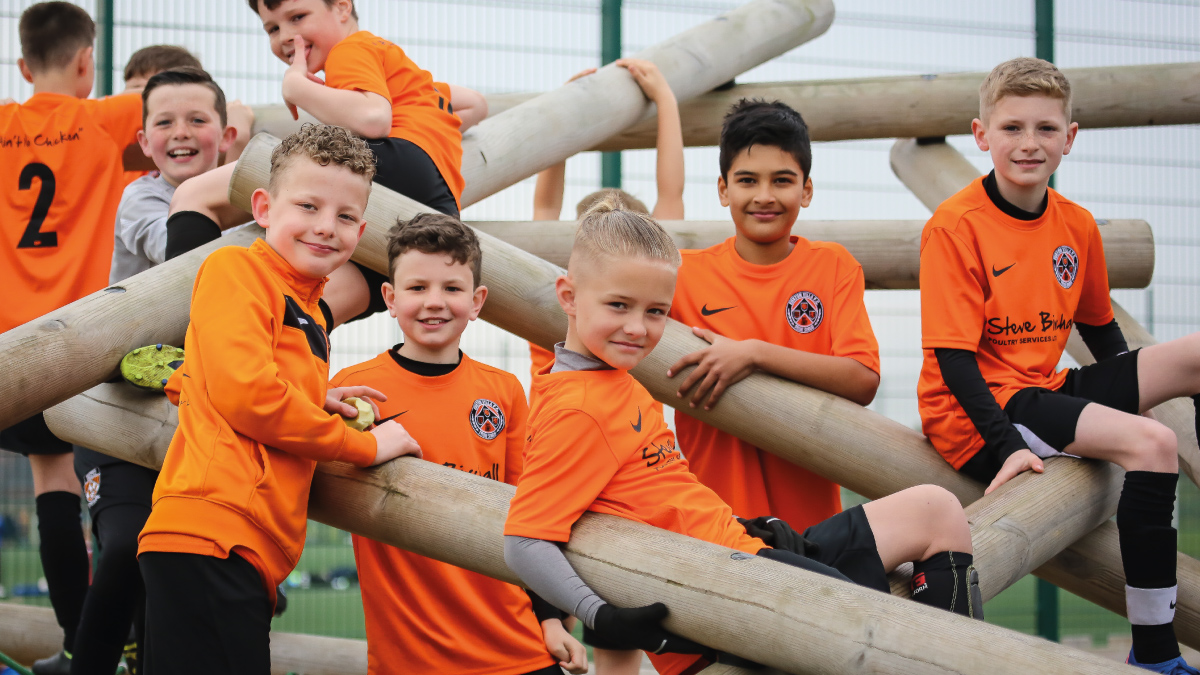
[29,452,82,496]
[1067,404,1177,471]
[861,485,971,571]
[1135,333,1200,410]
[593,647,642,675]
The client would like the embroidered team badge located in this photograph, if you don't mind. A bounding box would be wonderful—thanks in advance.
[83,468,101,507]
[785,291,823,334]
[469,399,506,441]
[1052,245,1079,289]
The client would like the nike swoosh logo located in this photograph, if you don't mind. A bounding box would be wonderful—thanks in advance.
[700,304,737,316]
[631,407,642,433]
[377,411,408,424]
[1172,601,1178,609]
[992,263,1016,277]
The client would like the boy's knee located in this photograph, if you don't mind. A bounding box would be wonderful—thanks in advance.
[910,485,971,545]
[1131,421,1177,470]
[911,484,963,517]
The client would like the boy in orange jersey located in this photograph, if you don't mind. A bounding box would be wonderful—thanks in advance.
[528,59,685,380]
[250,0,462,217]
[136,124,422,674]
[0,5,144,672]
[660,99,876,535]
[919,57,1200,674]
[505,198,983,675]
[330,214,586,675]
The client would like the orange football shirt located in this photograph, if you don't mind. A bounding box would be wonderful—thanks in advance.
[139,240,378,603]
[669,236,880,530]
[325,31,464,206]
[332,351,556,675]
[0,93,141,333]
[919,177,1114,469]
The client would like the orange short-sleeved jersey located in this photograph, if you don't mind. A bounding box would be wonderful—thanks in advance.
[0,93,141,333]
[331,351,555,675]
[669,236,879,530]
[325,31,463,206]
[505,366,764,555]
[918,177,1114,468]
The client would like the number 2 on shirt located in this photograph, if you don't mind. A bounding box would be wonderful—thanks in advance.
[17,162,57,249]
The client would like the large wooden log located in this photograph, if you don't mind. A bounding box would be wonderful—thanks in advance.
[456,0,833,205]
[44,386,1141,675]
[0,603,366,675]
[0,0,828,432]
[225,135,1198,645]
[252,63,1200,148]
[472,218,1152,291]
[889,136,1200,488]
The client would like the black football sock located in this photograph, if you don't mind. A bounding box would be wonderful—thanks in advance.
[909,551,983,620]
[36,491,90,653]
[1118,471,1180,665]
[71,504,150,675]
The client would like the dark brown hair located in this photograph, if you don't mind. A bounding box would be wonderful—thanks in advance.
[386,213,483,288]
[247,0,358,21]
[19,2,95,75]
[124,45,202,83]
[141,67,228,127]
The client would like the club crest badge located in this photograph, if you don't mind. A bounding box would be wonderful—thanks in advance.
[83,467,101,507]
[1052,245,1079,289]
[469,398,506,441]
[785,291,823,334]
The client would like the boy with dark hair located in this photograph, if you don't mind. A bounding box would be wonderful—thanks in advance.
[920,56,1200,674]
[665,98,878,538]
[331,213,586,675]
[136,124,422,674]
[504,197,983,675]
[67,65,240,675]
[1,5,143,672]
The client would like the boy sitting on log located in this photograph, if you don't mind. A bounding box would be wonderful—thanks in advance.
[330,214,587,675]
[919,56,1200,675]
[135,124,421,673]
[1,5,144,671]
[503,197,983,674]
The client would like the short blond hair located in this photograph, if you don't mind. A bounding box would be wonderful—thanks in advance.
[569,193,681,271]
[979,57,1072,123]
[575,188,649,218]
[269,124,376,195]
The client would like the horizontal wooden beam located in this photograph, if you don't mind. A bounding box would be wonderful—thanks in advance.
[253,63,1200,148]
[45,385,1139,674]
[473,218,1152,291]
[0,603,366,675]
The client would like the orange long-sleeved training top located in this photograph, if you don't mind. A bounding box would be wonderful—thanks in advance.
[138,238,378,597]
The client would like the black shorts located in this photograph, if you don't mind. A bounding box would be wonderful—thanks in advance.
[367,137,460,218]
[140,551,271,675]
[0,412,71,456]
[74,453,158,519]
[960,349,1141,483]
[582,506,887,649]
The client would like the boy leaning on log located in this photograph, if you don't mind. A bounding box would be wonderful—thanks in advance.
[134,125,422,673]
[502,196,984,675]
[330,215,588,675]
[918,56,1200,674]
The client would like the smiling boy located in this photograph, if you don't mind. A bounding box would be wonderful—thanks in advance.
[919,57,1200,674]
[505,197,982,675]
[330,214,586,675]
[136,124,422,674]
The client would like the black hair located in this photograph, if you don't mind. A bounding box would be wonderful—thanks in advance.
[141,67,228,127]
[718,99,812,180]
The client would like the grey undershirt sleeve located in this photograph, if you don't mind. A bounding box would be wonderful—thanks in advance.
[504,535,607,628]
